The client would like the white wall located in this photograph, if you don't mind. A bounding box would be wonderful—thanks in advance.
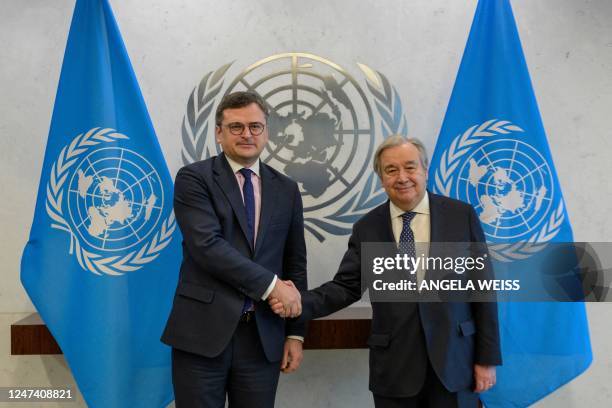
[1,0,610,406]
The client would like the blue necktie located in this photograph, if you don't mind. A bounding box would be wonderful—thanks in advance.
[239,168,255,312]
[239,168,256,247]
[399,212,416,273]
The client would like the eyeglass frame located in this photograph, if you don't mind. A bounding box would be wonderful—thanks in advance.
[217,122,267,136]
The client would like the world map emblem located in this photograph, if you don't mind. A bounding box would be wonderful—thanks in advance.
[46,128,176,276]
[68,146,163,251]
[181,53,409,240]
[432,120,565,261]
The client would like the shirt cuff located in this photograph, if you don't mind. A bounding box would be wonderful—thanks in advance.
[261,275,277,300]
[287,335,304,342]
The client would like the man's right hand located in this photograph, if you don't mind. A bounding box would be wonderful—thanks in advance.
[268,280,301,318]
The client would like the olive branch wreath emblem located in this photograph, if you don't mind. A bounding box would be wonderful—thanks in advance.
[180,61,407,240]
[432,119,565,261]
[45,127,176,276]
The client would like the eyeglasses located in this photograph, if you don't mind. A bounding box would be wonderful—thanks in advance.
[219,122,266,136]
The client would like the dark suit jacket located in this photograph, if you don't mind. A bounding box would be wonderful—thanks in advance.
[302,192,501,397]
[161,154,307,362]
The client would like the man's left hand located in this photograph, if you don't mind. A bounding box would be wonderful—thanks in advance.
[280,338,303,373]
[473,364,496,393]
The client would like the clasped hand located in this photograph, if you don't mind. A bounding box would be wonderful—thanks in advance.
[268,280,301,318]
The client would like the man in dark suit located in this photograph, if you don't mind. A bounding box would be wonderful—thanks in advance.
[271,135,501,408]
[162,91,307,408]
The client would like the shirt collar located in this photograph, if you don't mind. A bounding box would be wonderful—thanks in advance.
[224,155,261,177]
[389,191,430,219]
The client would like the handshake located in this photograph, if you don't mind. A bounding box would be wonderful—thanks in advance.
[267,279,302,318]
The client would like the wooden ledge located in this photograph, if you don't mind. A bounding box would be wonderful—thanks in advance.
[11,311,372,355]
[11,314,62,355]
[304,318,371,349]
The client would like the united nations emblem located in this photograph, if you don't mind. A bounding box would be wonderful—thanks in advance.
[46,128,176,276]
[432,120,564,261]
[181,53,408,241]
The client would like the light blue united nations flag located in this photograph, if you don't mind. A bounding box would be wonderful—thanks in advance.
[20,0,181,406]
[429,0,592,406]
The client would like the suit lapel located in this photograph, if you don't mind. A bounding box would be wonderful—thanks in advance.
[377,201,396,243]
[254,163,278,256]
[213,154,252,251]
[428,191,445,248]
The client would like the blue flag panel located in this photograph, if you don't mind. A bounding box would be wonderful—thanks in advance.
[21,1,181,406]
[428,1,592,406]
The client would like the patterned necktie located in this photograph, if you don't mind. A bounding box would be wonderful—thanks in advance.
[239,168,255,312]
[399,212,417,280]
[399,212,416,257]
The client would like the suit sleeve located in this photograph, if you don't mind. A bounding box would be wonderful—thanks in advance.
[173,166,275,300]
[302,223,364,321]
[469,206,503,366]
[284,184,308,337]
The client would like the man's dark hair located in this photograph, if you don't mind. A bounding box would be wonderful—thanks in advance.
[215,91,269,126]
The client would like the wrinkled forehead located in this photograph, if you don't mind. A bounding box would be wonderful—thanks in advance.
[384,157,420,167]
[381,144,423,165]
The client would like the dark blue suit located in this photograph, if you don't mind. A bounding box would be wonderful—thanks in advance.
[302,193,501,407]
[162,154,307,407]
